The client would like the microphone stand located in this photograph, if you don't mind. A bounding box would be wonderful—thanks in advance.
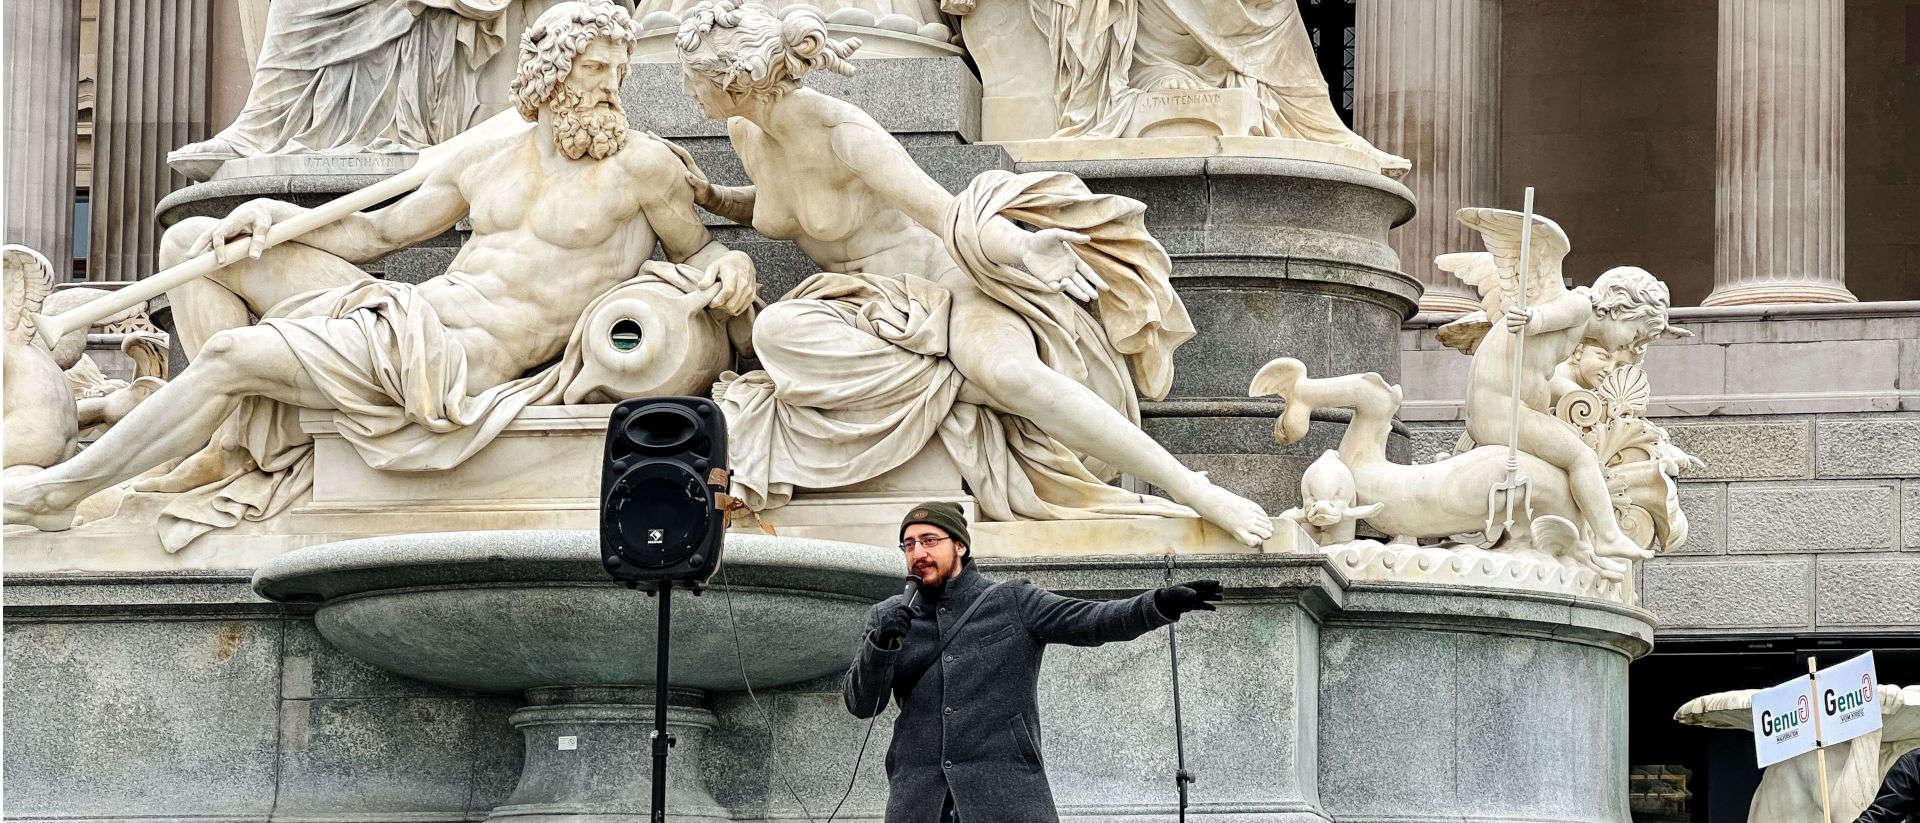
[1163,553,1194,822]
[649,580,675,823]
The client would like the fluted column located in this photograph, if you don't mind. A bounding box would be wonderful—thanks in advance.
[4,0,80,279]
[1355,0,1500,314]
[1707,0,1854,306]
[90,0,211,282]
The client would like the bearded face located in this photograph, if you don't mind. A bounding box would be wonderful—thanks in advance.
[548,79,630,160]
[538,35,632,161]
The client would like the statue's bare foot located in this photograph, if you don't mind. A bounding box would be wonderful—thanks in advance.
[1184,482,1274,547]
[133,447,246,494]
[3,474,78,532]
[1592,531,1654,561]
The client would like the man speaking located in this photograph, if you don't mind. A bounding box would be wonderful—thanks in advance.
[843,501,1224,822]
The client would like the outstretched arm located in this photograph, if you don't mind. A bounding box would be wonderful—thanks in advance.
[1506,291,1594,336]
[188,157,471,266]
[1019,585,1172,647]
[659,133,758,226]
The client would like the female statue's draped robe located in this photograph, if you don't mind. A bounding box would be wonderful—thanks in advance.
[1032,0,1407,172]
[172,0,516,162]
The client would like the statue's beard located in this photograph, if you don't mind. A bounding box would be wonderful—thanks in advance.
[547,84,629,160]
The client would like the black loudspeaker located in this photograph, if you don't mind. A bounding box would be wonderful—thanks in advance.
[600,396,728,586]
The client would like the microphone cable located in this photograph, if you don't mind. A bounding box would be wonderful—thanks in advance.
[717,564,913,823]
[717,562,818,823]
[826,578,918,821]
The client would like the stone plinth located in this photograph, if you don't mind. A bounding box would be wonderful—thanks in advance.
[1008,156,1419,515]
[1319,583,1653,822]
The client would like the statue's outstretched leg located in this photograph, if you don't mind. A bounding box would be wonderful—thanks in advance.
[125,219,371,495]
[4,326,332,531]
[946,290,1273,545]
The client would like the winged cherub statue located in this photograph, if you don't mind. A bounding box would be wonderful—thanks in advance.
[1436,207,1678,561]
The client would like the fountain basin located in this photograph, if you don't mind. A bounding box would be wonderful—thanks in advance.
[252,530,904,693]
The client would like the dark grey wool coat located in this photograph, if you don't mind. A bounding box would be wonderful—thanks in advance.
[843,565,1173,823]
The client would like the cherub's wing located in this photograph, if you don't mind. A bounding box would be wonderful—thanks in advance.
[4,245,55,349]
[1435,251,1502,315]
[1673,688,1760,731]
[1453,207,1572,316]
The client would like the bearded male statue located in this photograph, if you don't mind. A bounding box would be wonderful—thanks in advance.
[4,1,756,548]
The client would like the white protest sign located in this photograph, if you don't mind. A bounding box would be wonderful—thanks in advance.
[1814,652,1881,747]
[1751,676,1818,768]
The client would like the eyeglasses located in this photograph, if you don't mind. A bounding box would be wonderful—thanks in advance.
[898,536,951,552]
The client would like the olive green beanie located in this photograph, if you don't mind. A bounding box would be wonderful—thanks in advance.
[900,501,971,554]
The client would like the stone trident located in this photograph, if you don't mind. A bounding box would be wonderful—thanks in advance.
[1485,186,1537,543]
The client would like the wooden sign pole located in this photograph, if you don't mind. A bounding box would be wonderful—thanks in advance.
[1809,655,1834,823]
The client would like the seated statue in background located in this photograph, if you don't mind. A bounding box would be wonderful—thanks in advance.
[1017,0,1408,173]
[6,2,756,548]
[670,0,1274,545]
[169,0,541,177]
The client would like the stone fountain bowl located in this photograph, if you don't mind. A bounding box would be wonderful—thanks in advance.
[252,529,905,693]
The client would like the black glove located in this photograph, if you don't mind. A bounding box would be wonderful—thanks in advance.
[871,600,916,647]
[1154,579,1223,617]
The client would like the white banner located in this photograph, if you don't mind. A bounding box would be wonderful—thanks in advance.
[1751,677,1818,768]
[1814,652,1882,748]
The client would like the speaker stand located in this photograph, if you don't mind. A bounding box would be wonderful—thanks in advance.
[651,580,674,822]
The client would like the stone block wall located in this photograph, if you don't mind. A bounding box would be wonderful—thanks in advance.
[1,576,523,820]
[1397,305,1920,638]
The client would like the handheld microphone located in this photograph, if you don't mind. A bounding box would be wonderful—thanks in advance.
[901,575,922,611]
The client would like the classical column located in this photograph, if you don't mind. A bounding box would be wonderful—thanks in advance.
[1354,0,1500,314]
[1707,0,1854,306]
[4,0,80,279]
[89,0,211,282]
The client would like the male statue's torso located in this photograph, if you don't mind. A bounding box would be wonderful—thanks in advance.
[410,128,670,387]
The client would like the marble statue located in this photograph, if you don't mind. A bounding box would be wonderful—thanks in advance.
[951,0,1408,175]
[1250,207,1698,599]
[632,0,955,52]
[5,247,81,473]
[669,0,1273,545]
[1277,450,1380,545]
[1676,684,1920,822]
[4,2,758,548]
[4,246,169,475]
[168,0,541,179]
[1436,209,1679,561]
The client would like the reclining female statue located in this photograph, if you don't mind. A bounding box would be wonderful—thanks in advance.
[670,0,1273,545]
